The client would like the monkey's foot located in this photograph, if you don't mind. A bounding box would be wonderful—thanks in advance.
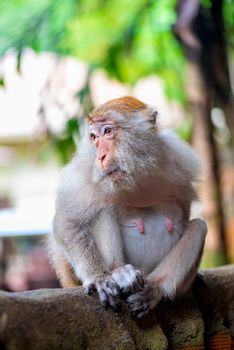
[127,284,162,318]
[112,264,144,297]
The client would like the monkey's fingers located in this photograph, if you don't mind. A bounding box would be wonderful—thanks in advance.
[98,291,121,312]
[127,284,161,318]
[112,264,145,297]
[107,294,122,313]
[96,279,121,312]
[127,292,149,318]
[129,303,149,319]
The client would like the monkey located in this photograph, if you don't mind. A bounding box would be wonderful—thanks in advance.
[49,96,207,318]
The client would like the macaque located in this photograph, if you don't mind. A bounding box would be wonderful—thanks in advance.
[49,96,207,318]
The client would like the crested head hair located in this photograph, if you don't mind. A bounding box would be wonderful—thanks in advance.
[88,96,148,122]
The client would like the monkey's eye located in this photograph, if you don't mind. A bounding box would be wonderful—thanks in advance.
[103,126,112,135]
[89,132,96,141]
[102,125,116,139]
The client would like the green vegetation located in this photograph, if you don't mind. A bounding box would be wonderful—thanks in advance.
[0,0,186,102]
[0,0,233,101]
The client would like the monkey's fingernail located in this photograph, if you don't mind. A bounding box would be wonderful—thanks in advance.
[86,284,96,295]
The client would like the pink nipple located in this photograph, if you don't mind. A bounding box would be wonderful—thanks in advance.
[165,218,173,233]
[135,218,145,234]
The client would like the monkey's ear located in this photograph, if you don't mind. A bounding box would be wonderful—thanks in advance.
[148,109,158,125]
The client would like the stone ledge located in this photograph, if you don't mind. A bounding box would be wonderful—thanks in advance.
[0,265,233,350]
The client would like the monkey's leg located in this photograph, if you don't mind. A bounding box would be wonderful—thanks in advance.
[127,218,207,318]
[149,218,207,295]
[52,251,81,288]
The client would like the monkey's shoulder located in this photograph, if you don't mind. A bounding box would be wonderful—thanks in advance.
[158,129,202,185]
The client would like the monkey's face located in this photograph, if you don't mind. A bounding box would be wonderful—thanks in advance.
[86,97,159,195]
[88,120,124,183]
[88,116,158,196]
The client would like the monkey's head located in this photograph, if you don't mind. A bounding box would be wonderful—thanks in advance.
[87,96,159,195]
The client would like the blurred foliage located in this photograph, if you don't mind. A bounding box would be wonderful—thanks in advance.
[63,0,186,102]
[0,77,5,88]
[0,0,76,55]
[0,0,233,101]
[52,117,80,164]
[175,118,193,142]
[223,0,234,50]
[0,0,185,102]
[37,116,80,164]
[48,68,94,164]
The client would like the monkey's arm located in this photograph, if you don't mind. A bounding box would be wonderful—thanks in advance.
[127,218,207,318]
[53,212,113,282]
[53,211,122,310]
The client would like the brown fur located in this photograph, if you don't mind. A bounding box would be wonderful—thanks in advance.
[52,250,81,288]
[88,96,147,122]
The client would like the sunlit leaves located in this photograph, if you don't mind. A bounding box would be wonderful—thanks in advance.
[52,117,80,164]
[0,0,233,101]
[0,77,5,88]
[223,0,234,50]
[176,119,192,142]
[59,0,186,101]
[0,0,76,55]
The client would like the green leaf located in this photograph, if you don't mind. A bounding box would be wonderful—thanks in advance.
[0,77,5,88]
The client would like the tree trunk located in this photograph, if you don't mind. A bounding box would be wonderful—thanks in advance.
[173,0,234,264]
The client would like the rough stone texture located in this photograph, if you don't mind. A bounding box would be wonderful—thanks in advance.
[0,265,233,350]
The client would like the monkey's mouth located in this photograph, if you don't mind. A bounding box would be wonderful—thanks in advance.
[104,166,122,178]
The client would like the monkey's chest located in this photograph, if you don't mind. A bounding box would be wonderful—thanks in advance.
[120,208,182,274]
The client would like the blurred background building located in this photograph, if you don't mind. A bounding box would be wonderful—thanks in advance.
[0,0,233,291]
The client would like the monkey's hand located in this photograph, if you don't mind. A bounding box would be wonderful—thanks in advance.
[85,276,121,312]
[127,283,163,318]
[111,264,144,297]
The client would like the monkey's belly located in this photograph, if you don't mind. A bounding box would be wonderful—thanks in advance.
[120,210,183,274]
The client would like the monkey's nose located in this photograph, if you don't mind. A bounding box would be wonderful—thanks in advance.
[97,139,108,168]
[97,152,107,168]
[99,154,106,164]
